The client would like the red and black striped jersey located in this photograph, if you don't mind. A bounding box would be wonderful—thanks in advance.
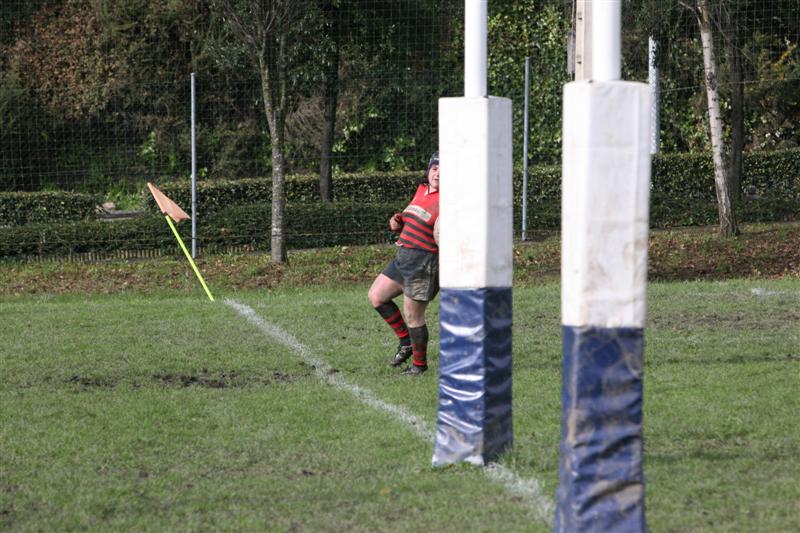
[396,184,439,253]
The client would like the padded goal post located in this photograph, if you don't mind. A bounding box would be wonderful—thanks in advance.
[432,1,515,468]
[555,80,651,532]
[432,96,514,466]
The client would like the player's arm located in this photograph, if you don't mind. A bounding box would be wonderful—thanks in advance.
[388,212,404,232]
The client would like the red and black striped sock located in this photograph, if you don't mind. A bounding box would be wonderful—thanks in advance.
[375,302,410,345]
[408,325,429,367]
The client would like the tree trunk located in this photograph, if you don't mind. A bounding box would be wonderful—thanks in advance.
[215,0,306,263]
[319,2,339,203]
[259,45,287,263]
[697,0,738,237]
[270,137,287,262]
[726,8,744,204]
[319,67,338,201]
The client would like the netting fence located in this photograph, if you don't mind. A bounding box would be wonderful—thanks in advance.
[1,0,797,261]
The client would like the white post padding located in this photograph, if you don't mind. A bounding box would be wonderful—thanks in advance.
[561,81,651,329]
[439,96,513,289]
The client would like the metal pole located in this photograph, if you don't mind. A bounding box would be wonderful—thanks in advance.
[648,36,660,155]
[464,0,487,97]
[522,57,530,241]
[191,72,197,258]
[592,0,621,81]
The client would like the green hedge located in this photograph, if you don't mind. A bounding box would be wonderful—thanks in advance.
[647,196,799,229]
[513,148,799,230]
[2,148,797,226]
[3,195,795,260]
[145,171,420,215]
[1,148,797,259]
[145,148,799,216]
[0,191,102,226]
[518,196,799,231]
[742,149,800,199]
[650,148,800,201]
[0,202,404,259]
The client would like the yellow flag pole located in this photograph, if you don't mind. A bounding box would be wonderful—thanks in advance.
[165,215,214,301]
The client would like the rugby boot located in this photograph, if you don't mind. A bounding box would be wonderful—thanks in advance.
[401,364,428,376]
[389,344,414,367]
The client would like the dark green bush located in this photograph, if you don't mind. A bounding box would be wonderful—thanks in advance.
[2,193,796,259]
[145,147,799,223]
[145,171,420,215]
[514,196,799,232]
[651,152,716,200]
[648,196,799,229]
[0,202,405,259]
[648,149,800,201]
[742,148,800,199]
[1,149,797,259]
[0,191,102,226]
[513,148,800,205]
[200,201,404,250]
[511,148,799,231]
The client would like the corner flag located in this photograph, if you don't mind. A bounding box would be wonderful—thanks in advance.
[147,182,214,301]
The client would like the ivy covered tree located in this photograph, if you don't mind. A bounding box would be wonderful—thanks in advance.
[488,0,571,165]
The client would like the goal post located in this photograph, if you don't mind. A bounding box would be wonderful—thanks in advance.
[555,1,651,530]
[432,0,514,467]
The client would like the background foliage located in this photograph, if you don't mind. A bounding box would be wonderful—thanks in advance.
[2,149,796,259]
[2,0,796,190]
[0,0,798,259]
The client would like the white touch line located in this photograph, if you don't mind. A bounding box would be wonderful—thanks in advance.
[224,298,554,524]
[750,287,789,297]
[224,298,433,441]
[486,463,555,523]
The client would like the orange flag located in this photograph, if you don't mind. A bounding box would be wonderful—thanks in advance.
[147,182,190,223]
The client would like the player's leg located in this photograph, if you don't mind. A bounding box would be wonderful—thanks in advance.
[368,270,412,365]
[398,249,439,375]
[402,297,430,374]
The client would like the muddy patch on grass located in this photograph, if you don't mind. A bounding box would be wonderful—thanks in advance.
[66,375,117,389]
[63,369,300,390]
[151,370,247,388]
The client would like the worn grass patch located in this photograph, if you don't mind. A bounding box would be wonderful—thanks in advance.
[2,279,798,531]
[1,294,547,532]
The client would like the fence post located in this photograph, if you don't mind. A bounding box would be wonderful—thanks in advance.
[649,36,660,155]
[191,72,197,258]
[522,56,530,241]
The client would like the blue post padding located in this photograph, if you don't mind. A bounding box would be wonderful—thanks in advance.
[555,326,646,533]
[432,287,513,466]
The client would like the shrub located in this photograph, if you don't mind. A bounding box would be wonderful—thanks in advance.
[0,191,101,226]
[144,171,420,215]
[1,149,798,259]
[0,202,405,259]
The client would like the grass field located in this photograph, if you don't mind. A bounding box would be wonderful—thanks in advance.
[2,276,798,531]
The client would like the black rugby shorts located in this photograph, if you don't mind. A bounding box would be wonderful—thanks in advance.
[382,246,439,302]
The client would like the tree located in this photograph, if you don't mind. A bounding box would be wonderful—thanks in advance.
[488,1,571,164]
[723,3,745,204]
[6,1,123,120]
[641,0,740,236]
[691,0,738,236]
[213,0,309,263]
[318,0,339,202]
